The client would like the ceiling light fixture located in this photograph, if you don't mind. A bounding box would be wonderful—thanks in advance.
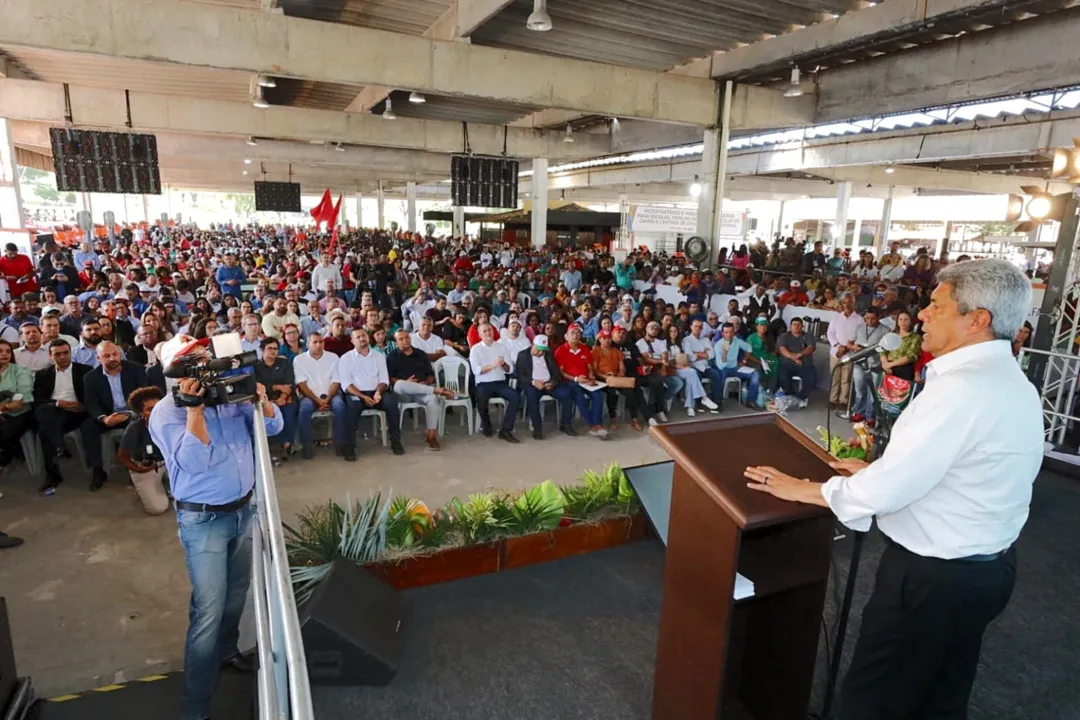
[527,0,553,31]
[383,96,396,120]
[409,91,426,104]
[247,136,257,146]
[335,143,346,152]
[783,67,804,98]
[257,75,276,88]
[253,87,270,109]
[243,170,249,175]
[563,123,574,143]
[884,165,895,174]
[244,158,252,164]
[689,175,702,198]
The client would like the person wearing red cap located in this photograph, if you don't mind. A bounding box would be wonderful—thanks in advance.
[554,324,608,439]
[592,329,645,432]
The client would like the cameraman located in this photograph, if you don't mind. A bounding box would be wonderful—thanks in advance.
[149,336,283,720]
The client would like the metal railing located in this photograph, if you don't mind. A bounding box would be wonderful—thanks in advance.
[1022,346,1080,446]
[252,412,315,720]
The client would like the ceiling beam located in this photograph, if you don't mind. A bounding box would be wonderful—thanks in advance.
[0,78,609,159]
[711,0,1015,81]
[2,0,718,126]
[457,0,515,37]
[815,7,1080,122]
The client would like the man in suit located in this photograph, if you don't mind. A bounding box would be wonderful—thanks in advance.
[515,334,574,440]
[82,341,149,491]
[33,338,92,494]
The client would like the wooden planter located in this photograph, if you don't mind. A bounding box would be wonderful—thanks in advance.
[363,514,648,590]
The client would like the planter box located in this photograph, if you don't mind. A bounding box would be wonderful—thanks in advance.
[363,514,647,590]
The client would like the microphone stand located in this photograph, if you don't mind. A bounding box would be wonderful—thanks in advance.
[820,355,891,720]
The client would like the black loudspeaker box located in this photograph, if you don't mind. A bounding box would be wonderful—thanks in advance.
[298,560,410,686]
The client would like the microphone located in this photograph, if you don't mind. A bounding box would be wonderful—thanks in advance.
[839,332,902,365]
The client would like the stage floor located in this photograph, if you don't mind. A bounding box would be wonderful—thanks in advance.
[313,469,1080,720]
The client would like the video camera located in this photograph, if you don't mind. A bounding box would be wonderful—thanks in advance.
[164,332,258,408]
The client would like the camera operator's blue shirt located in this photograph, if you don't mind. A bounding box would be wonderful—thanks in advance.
[149,395,283,505]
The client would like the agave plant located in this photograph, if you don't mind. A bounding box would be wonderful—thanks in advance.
[446,493,514,544]
[508,480,566,534]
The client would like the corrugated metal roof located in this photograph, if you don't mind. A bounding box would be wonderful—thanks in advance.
[277,0,453,36]
[373,91,538,125]
[264,78,364,111]
[0,47,252,103]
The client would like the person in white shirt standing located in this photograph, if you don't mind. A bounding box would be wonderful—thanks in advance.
[292,332,347,460]
[311,253,343,297]
[745,259,1042,720]
[826,293,863,415]
[333,328,405,461]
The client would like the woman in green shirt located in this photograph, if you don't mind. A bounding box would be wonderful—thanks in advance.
[747,316,779,388]
[0,339,34,470]
[879,310,922,382]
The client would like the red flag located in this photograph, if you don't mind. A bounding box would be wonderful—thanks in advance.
[327,194,343,253]
[310,189,331,224]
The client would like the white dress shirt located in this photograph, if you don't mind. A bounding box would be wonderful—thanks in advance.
[52,364,78,403]
[826,310,863,357]
[311,263,343,293]
[821,340,1043,559]
[680,334,713,372]
[500,333,532,368]
[531,354,551,383]
[293,350,339,397]
[14,346,51,373]
[470,340,509,383]
[411,332,447,356]
[334,348,389,392]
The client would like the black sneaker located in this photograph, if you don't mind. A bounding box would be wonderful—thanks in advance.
[533,429,544,440]
[498,431,520,444]
[391,441,405,456]
[38,473,62,496]
[89,469,107,492]
[344,448,357,462]
[560,426,577,437]
[481,427,494,438]
[0,532,23,550]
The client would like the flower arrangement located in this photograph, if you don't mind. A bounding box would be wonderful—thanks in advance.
[816,423,874,462]
[284,463,637,602]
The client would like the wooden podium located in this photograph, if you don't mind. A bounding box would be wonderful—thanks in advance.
[649,414,836,720]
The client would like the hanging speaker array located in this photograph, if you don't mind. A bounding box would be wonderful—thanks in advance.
[49,128,161,194]
[450,155,518,209]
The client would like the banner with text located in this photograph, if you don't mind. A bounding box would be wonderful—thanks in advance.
[629,205,744,236]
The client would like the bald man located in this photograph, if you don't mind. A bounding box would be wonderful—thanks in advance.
[82,341,149,491]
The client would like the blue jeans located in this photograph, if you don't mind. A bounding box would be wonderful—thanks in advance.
[568,383,605,426]
[852,363,877,420]
[718,366,761,405]
[524,382,574,429]
[697,365,726,403]
[178,504,254,720]
[268,401,298,447]
[661,375,683,407]
[298,395,348,448]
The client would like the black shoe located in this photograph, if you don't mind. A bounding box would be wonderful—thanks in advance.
[560,426,577,437]
[498,431,519,444]
[221,653,258,673]
[301,446,316,460]
[344,448,357,462]
[481,427,494,438]
[89,469,107,492]
[0,532,24,550]
[391,441,405,456]
[533,429,544,440]
[38,474,62,496]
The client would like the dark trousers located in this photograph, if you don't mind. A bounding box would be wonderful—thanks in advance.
[697,366,726,403]
[637,373,668,414]
[524,382,573,429]
[839,539,1016,720]
[344,393,401,448]
[475,380,519,433]
[34,404,89,475]
[778,360,817,400]
[603,386,647,421]
[81,416,130,470]
[0,412,34,466]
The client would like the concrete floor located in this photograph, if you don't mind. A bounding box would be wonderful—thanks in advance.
[0,399,831,697]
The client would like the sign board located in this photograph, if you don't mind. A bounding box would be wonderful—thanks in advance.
[629,205,746,237]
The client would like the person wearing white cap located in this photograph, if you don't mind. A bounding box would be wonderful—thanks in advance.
[515,334,574,440]
[149,334,282,720]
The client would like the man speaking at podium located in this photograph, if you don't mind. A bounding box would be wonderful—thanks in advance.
[744,259,1042,719]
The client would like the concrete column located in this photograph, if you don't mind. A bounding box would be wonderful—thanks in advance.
[377,181,385,229]
[833,181,852,247]
[814,219,823,243]
[617,192,630,251]
[695,80,732,269]
[531,158,548,249]
[875,186,894,256]
[354,191,363,228]
[452,205,465,238]
[406,181,417,233]
[775,200,785,240]
[0,118,26,229]
[851,218,862,249]
[141,194,149,223]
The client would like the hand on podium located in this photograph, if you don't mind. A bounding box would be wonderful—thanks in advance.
[744,465,828,507]
[830,458,869,475]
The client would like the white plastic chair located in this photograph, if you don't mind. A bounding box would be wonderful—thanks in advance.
[19,431,43,477]
[434,356,473,436]
[723,376,743,399]
[397,400,427,430]
[360,408,389,446]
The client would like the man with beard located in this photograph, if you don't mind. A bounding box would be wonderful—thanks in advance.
[72,318,104,367]
[82,341,149,491]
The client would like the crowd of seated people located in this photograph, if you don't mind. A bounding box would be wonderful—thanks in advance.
[0,225,1037,508]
